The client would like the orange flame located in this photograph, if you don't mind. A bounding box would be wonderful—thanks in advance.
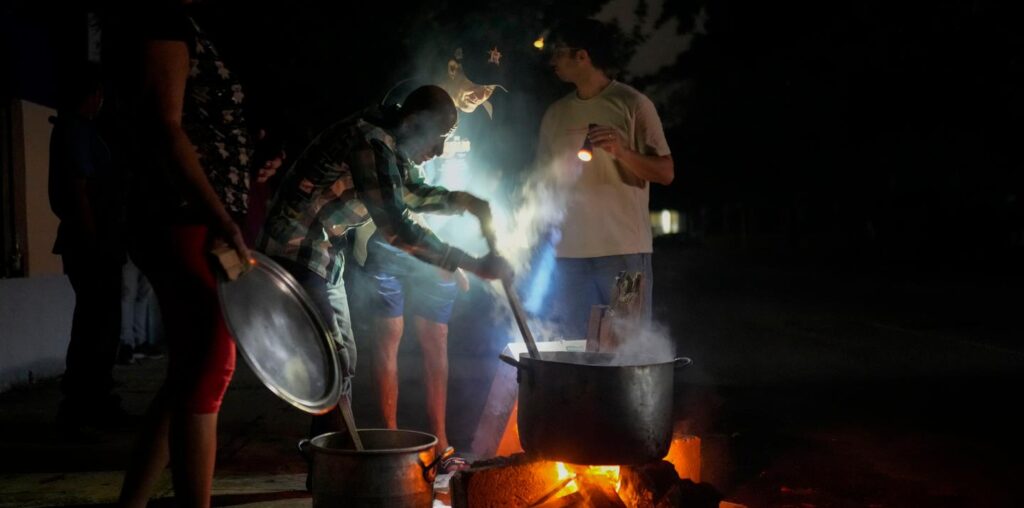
[552,462,621,497]
[554,462,579,496]
[583,465,622,492]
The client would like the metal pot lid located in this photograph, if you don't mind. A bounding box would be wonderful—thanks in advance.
[217,252,342,414]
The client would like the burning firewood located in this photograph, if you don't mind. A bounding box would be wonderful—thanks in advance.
[577,476,628,508]
[452,454,730,508]
[620,461,679,507]
[529,474,577,507]
[534,491,585,507]
[619,461,724,508]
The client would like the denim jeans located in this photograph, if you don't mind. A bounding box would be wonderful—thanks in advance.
[548,253,653,340]
[61,252,124,403]
[273,256,355,397]
[120,257,163,349]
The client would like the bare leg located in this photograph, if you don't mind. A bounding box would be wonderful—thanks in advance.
[118,390,171,508]
[372,316,404,429]
[415,317,450,450]
[167,412,218,508]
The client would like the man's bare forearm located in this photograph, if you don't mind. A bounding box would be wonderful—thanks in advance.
[617,150,674,185]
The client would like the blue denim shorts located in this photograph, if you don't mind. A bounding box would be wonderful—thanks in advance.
[364,238,458,323]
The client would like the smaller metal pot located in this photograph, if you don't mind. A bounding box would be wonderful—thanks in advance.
[298,429,449,507]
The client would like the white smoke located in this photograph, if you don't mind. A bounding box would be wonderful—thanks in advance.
[606,316,677,365]
[491,167,569,274]
[483,163,573,343]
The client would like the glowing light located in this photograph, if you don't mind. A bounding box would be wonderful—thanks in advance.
[650,209,681,236]
[577,149,593,162]
[523,241,556,313]
[534,37,545,50]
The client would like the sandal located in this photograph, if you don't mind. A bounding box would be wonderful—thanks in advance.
[438,453,470,474]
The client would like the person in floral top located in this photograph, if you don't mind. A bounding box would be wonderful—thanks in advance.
[118,5,254,507]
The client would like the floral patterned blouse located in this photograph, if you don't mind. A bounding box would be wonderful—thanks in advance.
[179,16,252,216]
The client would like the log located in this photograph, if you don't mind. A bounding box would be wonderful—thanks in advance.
[534,491,584,508]
[620,461,680,508]
[577,476,627,508]
[451,454,559,508]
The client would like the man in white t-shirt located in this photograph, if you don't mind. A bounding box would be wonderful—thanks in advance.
[537,19,675,339]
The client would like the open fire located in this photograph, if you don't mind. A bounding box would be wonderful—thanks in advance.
[551,462,622,498]
[450,433,714,507]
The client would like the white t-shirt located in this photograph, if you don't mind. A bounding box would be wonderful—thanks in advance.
[537,81,671,258]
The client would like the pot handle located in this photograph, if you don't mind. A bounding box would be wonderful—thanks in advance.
[498,353,522,369]
[420,445,456,483]
[673,357,693,368]
[297,438,312,463]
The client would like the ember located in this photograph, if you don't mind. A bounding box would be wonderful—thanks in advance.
[452,453,728,507]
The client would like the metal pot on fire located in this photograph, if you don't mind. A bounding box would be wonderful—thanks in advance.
[501,351,692,465]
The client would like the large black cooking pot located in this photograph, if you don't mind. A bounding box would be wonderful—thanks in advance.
[501,351,691,465]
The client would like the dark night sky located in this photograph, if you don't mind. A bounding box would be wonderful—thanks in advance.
[4,0,1023,270]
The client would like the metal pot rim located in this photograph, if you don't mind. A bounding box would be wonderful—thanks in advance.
[518,351,688,368]
[308,429,438,455]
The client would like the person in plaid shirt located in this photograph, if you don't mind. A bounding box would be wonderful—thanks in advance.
[258,85,511,440]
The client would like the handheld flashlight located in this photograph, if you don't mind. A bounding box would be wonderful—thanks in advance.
[577,123,597,162]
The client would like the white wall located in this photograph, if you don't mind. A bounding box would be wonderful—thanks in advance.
[20,100,62,276]
[0,100,72,392]
[0,276,73,391]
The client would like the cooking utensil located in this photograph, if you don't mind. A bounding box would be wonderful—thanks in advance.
[502,351,692,465]
[339,398,364,451]
[298,429,446,507]
[502,278,540,359]
[216,251,344,414]
[482,232,540,359]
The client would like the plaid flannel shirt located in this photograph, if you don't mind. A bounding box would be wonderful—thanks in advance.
[258,115,466,280]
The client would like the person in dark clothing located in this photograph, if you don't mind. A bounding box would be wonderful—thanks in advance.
[48,64,130,432]
[116,4,255,506]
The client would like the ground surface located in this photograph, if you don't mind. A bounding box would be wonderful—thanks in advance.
[2,242,1021,507]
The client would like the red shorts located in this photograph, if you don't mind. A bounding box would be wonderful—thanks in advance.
[133,224,236,414]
